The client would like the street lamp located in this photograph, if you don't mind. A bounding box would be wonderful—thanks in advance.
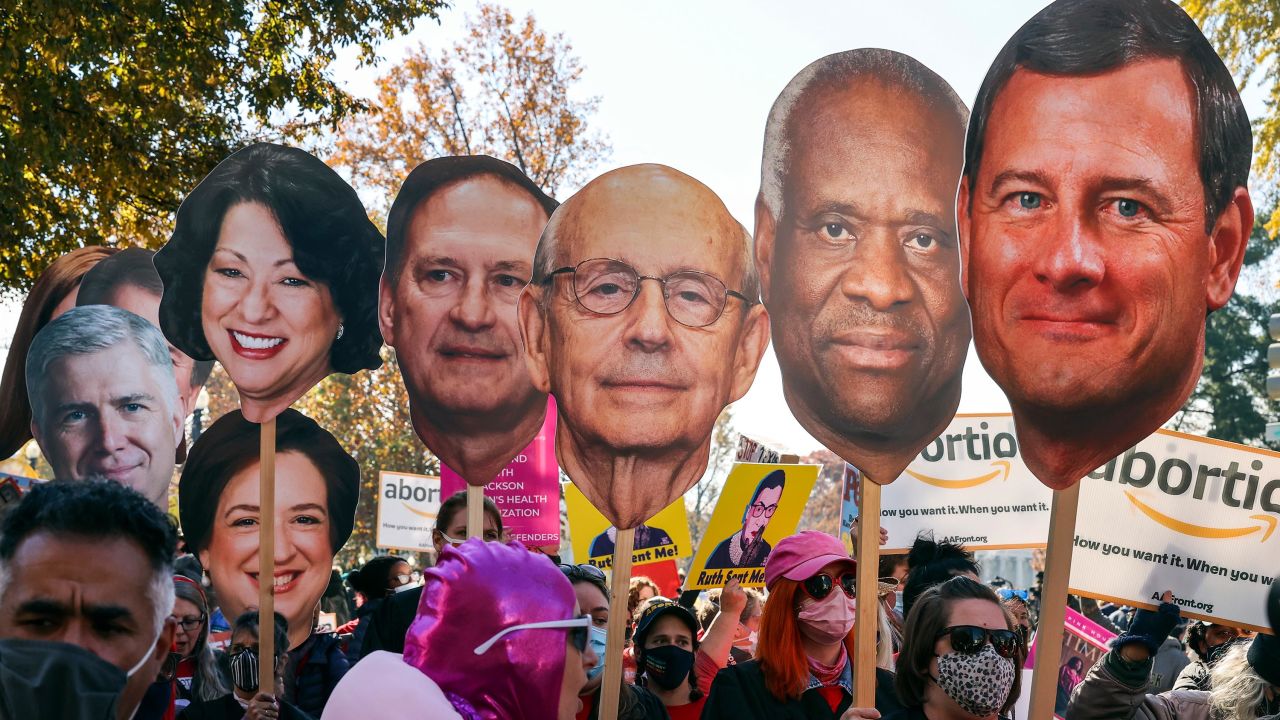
[23,441,39,473]
[191,387,210,442]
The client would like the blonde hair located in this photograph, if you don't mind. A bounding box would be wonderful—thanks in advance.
[1208,641,1272,719]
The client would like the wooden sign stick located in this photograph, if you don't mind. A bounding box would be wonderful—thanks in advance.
[258,417,277,694]
[466,485,485,539]
[854,478,882,708]
[596,527,635,720]
[1027,482,1081,719]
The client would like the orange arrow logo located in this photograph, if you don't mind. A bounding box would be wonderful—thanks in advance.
[1124,491,1277,543]
[906,460,1011,489]
[401,501,438,519]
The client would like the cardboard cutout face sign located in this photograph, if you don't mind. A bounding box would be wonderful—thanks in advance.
[380,157,557,485]
[519,164,771,529]
[755,49,971,485]
[957,0,1253,489]
[155,143,384,424]
[24,305,183,508]
[179,408,359,651]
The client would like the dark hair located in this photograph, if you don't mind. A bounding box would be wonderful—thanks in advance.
[742,469,786,523]
[895,576,1024,713]
[0,246,119,459]
[77,247,216,388]
[963,0,1251,234]
[384,155,558,287]
[0,479,177,573]
[347,555,406,598]
[233,610,290,662]
[154,142,384,374]
[178,408,359,557]
[902,535,980,619]
[435,489,503,535]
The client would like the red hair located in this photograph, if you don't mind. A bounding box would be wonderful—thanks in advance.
[755,578,857,701]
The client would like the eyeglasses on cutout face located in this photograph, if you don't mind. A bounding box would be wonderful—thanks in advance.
[542,258,753,328]
[935,625,1022,659]
[802,571,856,601]
[748,502,778,518]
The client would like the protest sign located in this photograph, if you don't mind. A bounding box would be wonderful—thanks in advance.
[376,471,443,553]
[840,464,859,554]
[878,414,1054,552]
[440,406,560,548]
[685,462,819,590]
[564,483,693,570]
[633,559,681,598]
[1070,429,1280,631]
[1014,607,1116,719]
[736,435,783,464]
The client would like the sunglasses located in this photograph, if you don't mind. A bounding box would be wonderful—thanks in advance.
[559,563,607,584]
[473,615,592,655]
[935,625,1022,659]
[802,571,856,601]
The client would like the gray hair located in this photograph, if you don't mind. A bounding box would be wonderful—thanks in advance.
[532,202,762,305]
[759,48,970,219]
[1208,641,1274,719]
[24,305,178,426]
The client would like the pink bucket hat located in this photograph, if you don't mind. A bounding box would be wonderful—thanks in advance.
[764,530,856,591]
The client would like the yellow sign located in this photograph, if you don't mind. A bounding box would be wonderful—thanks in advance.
[564,483,693,569]
[684,463,819,590]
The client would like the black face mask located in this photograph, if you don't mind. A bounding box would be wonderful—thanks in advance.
[229,649,260,693]
[642,645,694,691]
[0,638,125,719]
[1206,637,1243,667]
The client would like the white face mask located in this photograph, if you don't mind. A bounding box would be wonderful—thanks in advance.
[124,623,163,679]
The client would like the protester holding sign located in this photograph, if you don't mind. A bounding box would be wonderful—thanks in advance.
[887,577,1025,720]
[156,142,384,425]
[702,531,902,719]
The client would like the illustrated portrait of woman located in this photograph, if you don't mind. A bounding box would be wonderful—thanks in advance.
[179,408,360,651]
[155,142,384,423]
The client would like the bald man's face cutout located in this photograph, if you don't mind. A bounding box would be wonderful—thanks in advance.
[520,165,770,528]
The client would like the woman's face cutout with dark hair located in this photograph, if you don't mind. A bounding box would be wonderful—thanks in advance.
[202,202,341,423]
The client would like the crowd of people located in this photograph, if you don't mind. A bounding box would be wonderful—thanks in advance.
[1,477,1276,720]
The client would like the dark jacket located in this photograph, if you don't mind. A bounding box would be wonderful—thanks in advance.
[176,694,314,720]
[285,633,349,717]
[358,586,421,658]
[579,683,669,720]
[1066,647,1212,720]
[884,709,1010,720]
[700,659,904,720]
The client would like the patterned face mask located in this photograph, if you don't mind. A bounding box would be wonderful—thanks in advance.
[932,643,1016,717]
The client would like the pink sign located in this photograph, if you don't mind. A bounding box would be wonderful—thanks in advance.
[440,400,560,548]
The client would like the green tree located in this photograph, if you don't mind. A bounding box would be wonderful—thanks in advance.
[331,2,609,214]
[1170,200,1280,448]
[0,0,443,295]
[1184,0,1280,237]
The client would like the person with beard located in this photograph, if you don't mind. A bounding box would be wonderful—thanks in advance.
[379,156,558,485]
[705,470,784,570]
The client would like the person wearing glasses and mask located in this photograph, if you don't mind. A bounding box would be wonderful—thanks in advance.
[169,575,231,710]
[554,562,668,720]
[706,469,784,570]
[178,610,314,720]
[519,163,770,531]
[702,531,902,719]
[886,576,1025,720]
[324,539,596,720]
[357,491,504,659]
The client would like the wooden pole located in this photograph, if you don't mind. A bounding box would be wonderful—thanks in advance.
[853,478,882,708]
[258,417,277,694]
[466,485,485,539]
[1027,482,1081,719]
[596,527,635,720]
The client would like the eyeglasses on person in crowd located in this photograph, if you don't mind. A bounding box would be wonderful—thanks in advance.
[995,588,1029,603]
[935,625,1022,659]
[473,615,593,655]
[558,562,607,585]
[802,571,856,601]
[170,614,206,632]
[542,257,754,328]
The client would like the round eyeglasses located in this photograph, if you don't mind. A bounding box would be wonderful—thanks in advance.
[543,258,753,328]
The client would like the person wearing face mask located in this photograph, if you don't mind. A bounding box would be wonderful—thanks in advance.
[1174,620,1245,691]
[702,531,903,719]
[0,480,179,720]
[178,611,314,720]
[886,576,1024,720]
[336,555,411,662]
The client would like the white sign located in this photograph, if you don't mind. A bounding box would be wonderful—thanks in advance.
[880,414,1054,552]
[1070,429,1280,631]
[376,471,443,552]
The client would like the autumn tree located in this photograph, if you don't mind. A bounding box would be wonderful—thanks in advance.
[685,409,738,556]
[332,2,609,211]
[795,449,844,538]
[0,0,444,295]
